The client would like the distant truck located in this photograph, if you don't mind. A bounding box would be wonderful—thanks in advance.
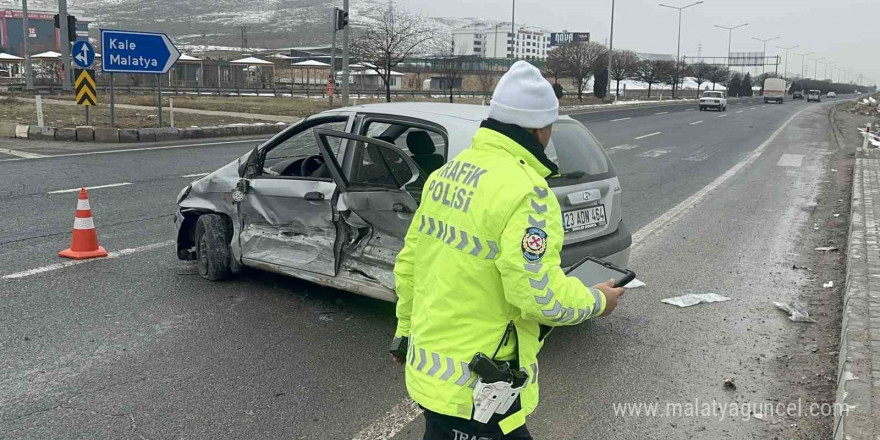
[763,78,786,104]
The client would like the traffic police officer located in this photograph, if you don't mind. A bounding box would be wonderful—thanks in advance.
[392,61,626,439]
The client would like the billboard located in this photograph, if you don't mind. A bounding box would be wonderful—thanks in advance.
[550,32,590,46]
[729,52,766,67]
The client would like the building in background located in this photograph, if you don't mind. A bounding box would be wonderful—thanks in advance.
[0,2,90,57]
[452,23,552,61]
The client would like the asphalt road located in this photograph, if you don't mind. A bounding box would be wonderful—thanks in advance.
[0,96,842,439]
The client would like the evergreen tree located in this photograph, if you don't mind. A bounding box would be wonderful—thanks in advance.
[728,73,742,97]
[593,68,608,99]
[741,72,753,97]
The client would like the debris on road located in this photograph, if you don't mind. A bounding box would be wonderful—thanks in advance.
[723,378,736,390]
[661,293,731,308]
[822,281,834,288]
[773,301,817,323]
[753,413,765,421]
[814,246,838,252]
[625,278,646,288]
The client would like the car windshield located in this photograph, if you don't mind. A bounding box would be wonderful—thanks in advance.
[545,120,612,184]
[703,92,723,98]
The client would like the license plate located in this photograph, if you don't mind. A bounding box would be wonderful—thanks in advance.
[563,205,607,232]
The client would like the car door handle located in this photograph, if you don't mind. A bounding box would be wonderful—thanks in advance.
[392,203,412,214]
[304,191,325,201]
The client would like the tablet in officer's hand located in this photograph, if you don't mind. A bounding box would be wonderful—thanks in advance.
[565,256,636,289]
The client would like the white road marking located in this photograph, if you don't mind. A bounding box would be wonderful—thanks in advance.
[634,131,662,140]
[718,114,728,118]
[639,149,671,158]
[610,117,631,122]
[182,172,210,178]
[776,154,804,167]
[0,138,270,162]
[609,144,640,151]
[1,241,175,280]
[750,107,757,110]
[684,150,711,161]
[654,111,669,115]
[47,182,133,194]
[632,106,810,245]
[737,110,744,114]
[685,109,696,112]
[0,148,49,159]
[350,398,422,440]
[689,120,704,125]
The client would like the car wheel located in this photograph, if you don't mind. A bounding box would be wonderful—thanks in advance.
[195,214,232,281]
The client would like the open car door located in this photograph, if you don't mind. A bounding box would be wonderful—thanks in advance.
[313,129,423,292]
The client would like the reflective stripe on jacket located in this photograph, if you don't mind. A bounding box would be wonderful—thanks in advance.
[393,119,606,433]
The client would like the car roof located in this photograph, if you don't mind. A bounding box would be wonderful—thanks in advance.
[320,102,573,123]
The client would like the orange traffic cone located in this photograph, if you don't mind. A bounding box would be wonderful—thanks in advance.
[59,188,108,260]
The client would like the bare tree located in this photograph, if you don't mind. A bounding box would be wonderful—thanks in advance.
[436,44,469,103]
[476,67,498,104]
[609,49,639,98]
[691,61,713,91]
[706,66,729,91]
[351,7,433,102]
[660,60,690,98]
[560,41,608,102]
[544,45,570,84]
[635,59,664,98]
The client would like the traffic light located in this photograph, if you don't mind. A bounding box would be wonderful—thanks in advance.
[53,14,78,42]
[335,8,349,31]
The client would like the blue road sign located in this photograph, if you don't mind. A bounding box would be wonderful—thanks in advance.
[100,29,181,74]
[72,40,95,69]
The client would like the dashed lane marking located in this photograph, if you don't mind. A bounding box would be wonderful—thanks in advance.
[0,148,49,159]
[718,114,728,118]
[654,111,669,115]
[684,150,711,161]
[638,149,671,158]
[685,109,696,112]
[689,120,704,125]
[610,117,632,122]
[737,110,744,114]
[1,241,175,280]
[182,172,210,178]
[47,182,132,194]
[634,131,662,140]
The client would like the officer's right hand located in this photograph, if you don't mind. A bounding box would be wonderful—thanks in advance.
[592,279,625,316]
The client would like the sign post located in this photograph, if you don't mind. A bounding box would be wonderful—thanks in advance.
[74,69,97,125]
[100,29,181,129]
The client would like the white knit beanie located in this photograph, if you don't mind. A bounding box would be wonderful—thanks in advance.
[488,60,559,129]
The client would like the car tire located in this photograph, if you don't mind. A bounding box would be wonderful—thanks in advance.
[195,214,232,281]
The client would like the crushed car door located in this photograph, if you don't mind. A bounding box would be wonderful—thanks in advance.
[236,117,349,276]
[313,129,423,290]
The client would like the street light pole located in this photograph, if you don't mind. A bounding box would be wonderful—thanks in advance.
[776,45,798,80]
[510,0,515,60]
[751,36,779,77]
[659,1,703,98]
[794,51,812,79]
[21,0,34,90]
[606,0,615,100]
[58,0,72,91]
[714,23,748,83]
[810,56,824,80]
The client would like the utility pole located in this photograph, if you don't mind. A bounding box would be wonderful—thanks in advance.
[794,51,812,79]
[341,0,350,106]
[329,8,338,106]
[21,0,34,90]
[510,0,515,60]
[58,0,72,91]
[659,1,703,98]
[606,0,615,99]
[714,23,748,83]
[810,56,824,80]
[777,45,797,80]
[751,36,779,78]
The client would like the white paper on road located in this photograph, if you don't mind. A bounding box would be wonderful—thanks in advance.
[823,281,834,288]
[625,278,646,288]
[773,301,817,323]
[661,293,731,308]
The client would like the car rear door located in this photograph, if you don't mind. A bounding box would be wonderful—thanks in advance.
[236,116,350,276]
[313,129,422,291]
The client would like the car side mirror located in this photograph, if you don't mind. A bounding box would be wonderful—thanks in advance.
[238,146,260,178]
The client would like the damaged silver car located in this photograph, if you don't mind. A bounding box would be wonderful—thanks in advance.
[175,103,632,302]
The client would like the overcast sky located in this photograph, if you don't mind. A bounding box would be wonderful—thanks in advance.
[399,0,878,85]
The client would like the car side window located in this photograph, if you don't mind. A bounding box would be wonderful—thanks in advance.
[261,120,347,178]
[361,120,448,175]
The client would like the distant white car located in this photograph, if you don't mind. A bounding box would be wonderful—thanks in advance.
[807,90,822,102]
[699,91,727,111]
[827,91,837,98]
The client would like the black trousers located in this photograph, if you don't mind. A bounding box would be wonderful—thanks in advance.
[422,404,533,440]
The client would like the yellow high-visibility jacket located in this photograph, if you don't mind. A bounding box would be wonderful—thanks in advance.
[393,119,606,433]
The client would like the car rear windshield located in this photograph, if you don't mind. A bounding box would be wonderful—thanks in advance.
[545,120,614,186]
[703,92,723,98]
